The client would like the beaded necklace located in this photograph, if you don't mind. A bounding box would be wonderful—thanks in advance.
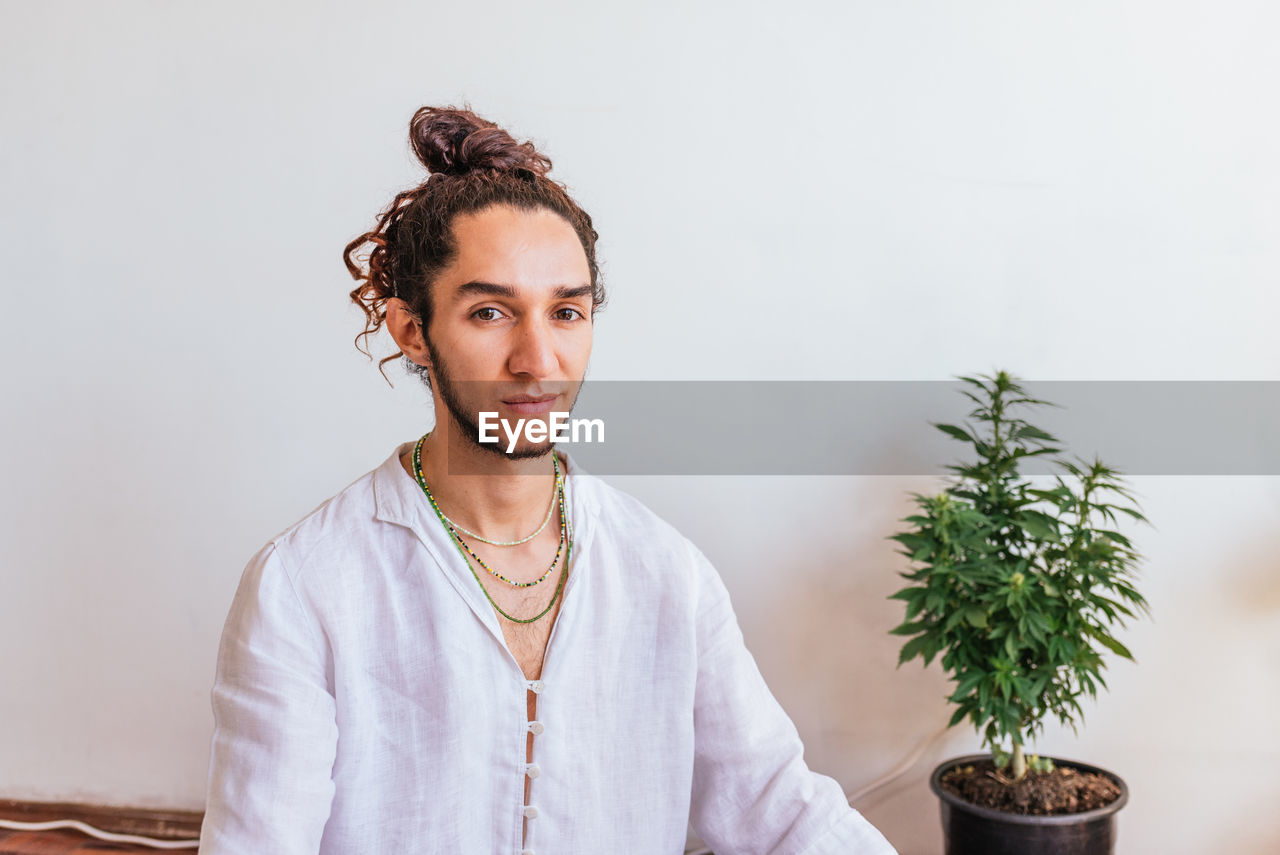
[413,433,564,587]
[437,465,561,546]
[412,433,571,624]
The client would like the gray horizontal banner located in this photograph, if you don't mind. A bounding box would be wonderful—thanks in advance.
[440,380,1280,476]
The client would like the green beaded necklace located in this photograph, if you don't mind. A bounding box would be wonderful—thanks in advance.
[417,434,565,589]
[412,432,571,624]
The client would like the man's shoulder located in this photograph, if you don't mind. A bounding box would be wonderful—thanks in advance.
[571,473,728,619]
[256,465,385,578]
[571,470,704,560]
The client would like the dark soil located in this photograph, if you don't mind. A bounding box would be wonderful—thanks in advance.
[939,759,1122,816]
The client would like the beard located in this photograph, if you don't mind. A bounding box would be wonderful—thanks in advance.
[424,340,581,460]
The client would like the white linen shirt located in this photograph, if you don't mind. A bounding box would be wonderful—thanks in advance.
[199,441,896,855]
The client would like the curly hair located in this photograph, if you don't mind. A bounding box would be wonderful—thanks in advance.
[344,105,606,388]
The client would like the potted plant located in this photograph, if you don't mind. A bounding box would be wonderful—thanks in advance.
[888,370,1152,855]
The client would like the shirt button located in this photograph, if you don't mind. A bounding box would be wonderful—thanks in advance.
[525,763,541,779]
[527,721,544,735]
[527,679,544,694]
[523,805,539,819]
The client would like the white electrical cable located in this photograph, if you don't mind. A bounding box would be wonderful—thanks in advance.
[0,817,199,849]
[845,721,951,805]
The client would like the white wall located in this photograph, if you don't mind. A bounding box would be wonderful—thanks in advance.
[2,2,1278,853]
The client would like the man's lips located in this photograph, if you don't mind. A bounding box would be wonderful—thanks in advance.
[501,395,559,416]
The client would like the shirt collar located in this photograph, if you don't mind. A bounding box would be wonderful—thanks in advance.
[372,438,594,539]
[371,439,432,532]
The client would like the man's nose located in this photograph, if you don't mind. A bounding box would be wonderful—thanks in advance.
[507,316,558,378]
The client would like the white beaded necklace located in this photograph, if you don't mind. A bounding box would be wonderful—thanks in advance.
[425,435,563,546]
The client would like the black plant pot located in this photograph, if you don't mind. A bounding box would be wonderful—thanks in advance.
[929,754,1129,855]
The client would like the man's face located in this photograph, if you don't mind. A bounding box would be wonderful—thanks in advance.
[422,204,594,459]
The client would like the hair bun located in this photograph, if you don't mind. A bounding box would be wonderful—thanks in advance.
[408,106,551,177]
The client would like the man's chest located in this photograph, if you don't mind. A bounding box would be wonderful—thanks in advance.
[489,586,562,681]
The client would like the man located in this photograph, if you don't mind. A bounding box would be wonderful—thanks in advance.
[199,106,896,854]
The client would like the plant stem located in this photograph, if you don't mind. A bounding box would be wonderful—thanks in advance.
[1011,742,1026,781]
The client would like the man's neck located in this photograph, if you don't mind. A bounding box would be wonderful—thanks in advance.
[402,421,561,542]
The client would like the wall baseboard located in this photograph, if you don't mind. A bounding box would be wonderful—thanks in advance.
[0,799,203,840]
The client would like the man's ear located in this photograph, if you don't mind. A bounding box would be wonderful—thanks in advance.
[386,298,431,368]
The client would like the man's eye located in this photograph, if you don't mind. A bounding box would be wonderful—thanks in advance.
[473,307,503,321]
[555,307,586,321]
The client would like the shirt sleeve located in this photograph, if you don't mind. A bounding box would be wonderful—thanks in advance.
[199,541,338,855]
[686,546,898,855]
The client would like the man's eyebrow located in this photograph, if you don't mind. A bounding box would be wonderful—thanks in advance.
[455,281,517,299]
[454,281,593,300]
[552,284,594,300]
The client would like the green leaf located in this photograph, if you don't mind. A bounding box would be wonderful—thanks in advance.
[1012,424,1059,442]
[1112,505,1151,524]
[1095,529,1134,548]
[898,635,928,665]
[922,635,943,666]
[1059,459,1087,478]
[889,533,930,552]
[952,670,985,699]
[904,596,925,622]
[889,620,927,636]
[1026,487,1071,506]
[1091,631,1135,661]
[965,606,988,628]
[1013,512,1061,543]
[932,422,977,444]
[992,746,1010,769]
[1098,596,1136,620]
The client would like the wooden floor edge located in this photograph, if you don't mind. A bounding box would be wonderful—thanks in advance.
[0,799,203,840]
